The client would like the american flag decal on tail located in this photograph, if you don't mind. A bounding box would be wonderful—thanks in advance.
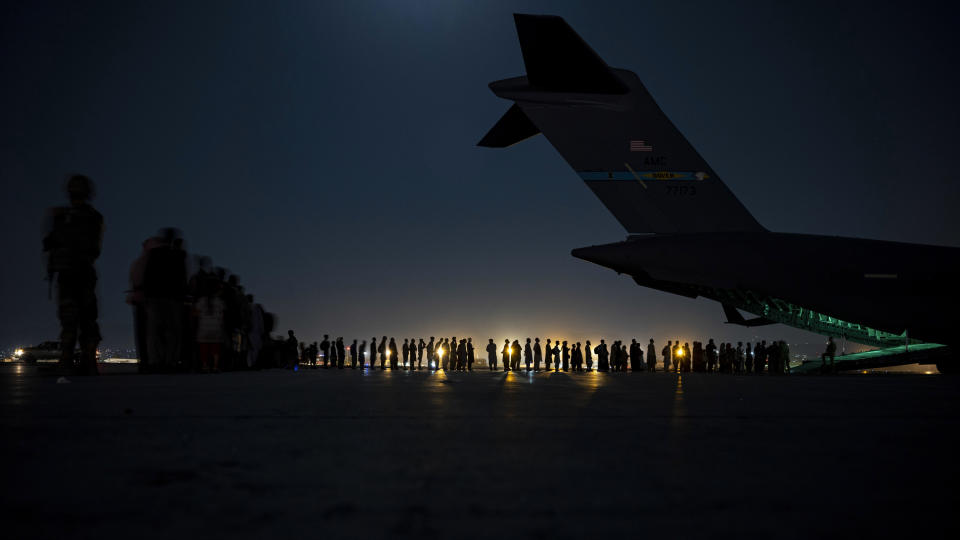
[629,140,653,152]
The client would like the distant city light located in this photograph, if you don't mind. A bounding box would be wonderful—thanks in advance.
[14,348,23,357]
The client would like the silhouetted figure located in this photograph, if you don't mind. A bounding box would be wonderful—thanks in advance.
[450,336,458,369]
[692,341,704,372]
[585,340,593,371]
[744,342,753,373]
[467,338,475,370]
[457,339,467,371]
[502,339,511,372]
[359,340,366,368]
[370,337,377,369]
[320,335,331,368]
[389,338,398,369]
[350,339,358,368]
[551,340,560,372]
[705,339,717,372]
[486,339,497,370]
[683,343,691,372]
[595,339,608,372]
[533,338,542,371]
[402,339,410,369]
[44,175,105,375]
[142,228,188,373]
[611,341,621,371]
[561,340,570,372]
[524,338,533,372]
[822,337,836,373]
[633,342,644,372]
[379,336,387,369]
[647,339,656,372]
[573,342,583,372]
[440,338,449,370]
[755,340,766,374]
[426,337,435,370]
[544,339,553,371]
[735,341,745,374]
[336,337,345,369]
[285,330,298,369]
[662,340,672,373]
[418,338,426,369]
[510,340,521,371]
[329,338,339,369]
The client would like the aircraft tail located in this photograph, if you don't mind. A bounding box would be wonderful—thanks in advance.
[479,14,765,235]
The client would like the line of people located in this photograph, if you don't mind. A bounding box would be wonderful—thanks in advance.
[283,335,793,374]
[127,228,280,373]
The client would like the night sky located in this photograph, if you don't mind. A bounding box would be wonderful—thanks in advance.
[2,0,959,352]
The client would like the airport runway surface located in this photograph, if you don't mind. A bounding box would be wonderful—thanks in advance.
[2,365,958,539]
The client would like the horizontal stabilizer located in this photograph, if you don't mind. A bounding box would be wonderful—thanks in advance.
[723,304,775,327]
[478,104,540,148]
[513,14,627,93]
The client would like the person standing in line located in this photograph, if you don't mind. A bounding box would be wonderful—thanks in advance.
[502,339,511,372]
[646,339,656,372]
[533,337,542,372]
[736,341,745,374]
[426,337,435,370]
[350,339,359,368]
[336,337,345,369]
[629,340,640,371]
[661,340,672,373]
[378,336,387,369]
[440,338,453,371]
[368,338,376,369]
[402,339,410,369]
[457,339,467,372]
[388,337,398,369]
[524,338,533,372]
[359,340,366,368]
[552,340,561,372]
[544,339,553,371]
[585,340,593,371]
[467,337,475,371]
[510,340,521,371]
[610,341,620,371]
[486,338,497,371]
[449,339,457,371]
[745,342,753,374]
[417,338,425,370]
[573,342,583,372]
[633,344,644,372]
[561,341,570,372]
[410,338,417,369]
[329,338,339,369]
[595,339,608,372]
[755,340,766,374]
[705,339,716,372]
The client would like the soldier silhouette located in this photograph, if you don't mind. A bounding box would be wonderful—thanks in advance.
[44,175,104,375]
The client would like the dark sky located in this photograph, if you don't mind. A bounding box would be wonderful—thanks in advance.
[2,0,959,351]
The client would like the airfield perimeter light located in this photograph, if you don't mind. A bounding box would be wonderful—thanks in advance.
[14,348,24,357]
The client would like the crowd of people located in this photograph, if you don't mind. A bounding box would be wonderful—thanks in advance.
[42,175,800,377]
[279,335,795,374]
[126,228,281,373]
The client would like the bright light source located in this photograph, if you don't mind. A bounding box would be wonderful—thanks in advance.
[14,348,23,357]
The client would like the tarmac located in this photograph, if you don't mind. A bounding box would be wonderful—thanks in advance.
[2,364,958,539]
